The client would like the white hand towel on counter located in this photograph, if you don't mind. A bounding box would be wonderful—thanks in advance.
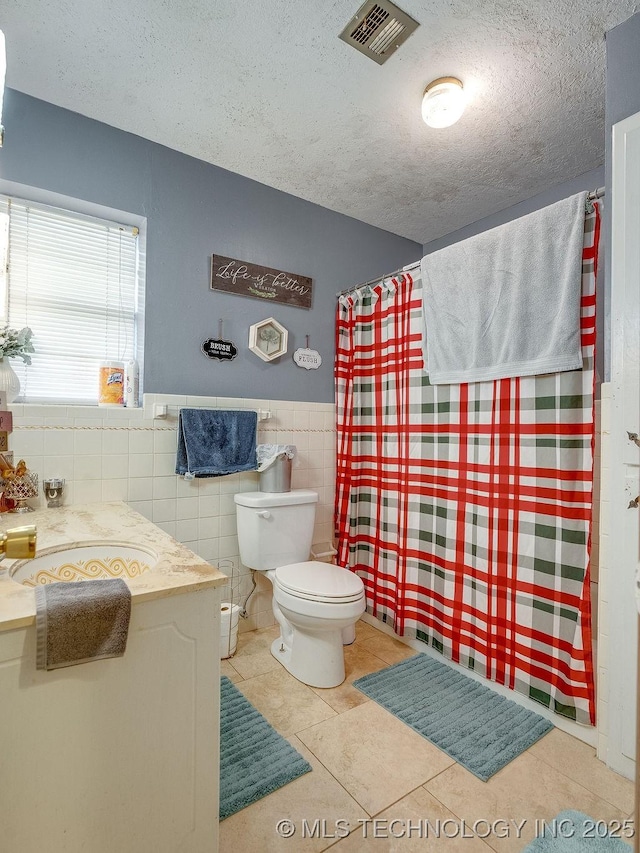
[421,191,588,384]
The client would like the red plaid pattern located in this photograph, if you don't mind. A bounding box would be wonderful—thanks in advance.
[335,205,599,725]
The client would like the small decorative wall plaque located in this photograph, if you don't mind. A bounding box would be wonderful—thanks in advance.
[293,348,322,370]
[202,339,237,361]
[202,319,237,362]
[211,255,313,309]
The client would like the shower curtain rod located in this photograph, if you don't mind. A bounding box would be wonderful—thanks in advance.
[336,187,606,299]
[335,262,420,298]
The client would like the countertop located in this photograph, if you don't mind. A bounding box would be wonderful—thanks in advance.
[0,501,227,632]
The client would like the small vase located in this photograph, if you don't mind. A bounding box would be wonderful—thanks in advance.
[0,358,21,404]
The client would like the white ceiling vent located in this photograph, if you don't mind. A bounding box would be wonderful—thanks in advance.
[339,0,419,65]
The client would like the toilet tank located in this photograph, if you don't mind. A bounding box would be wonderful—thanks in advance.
[234,489,318,570]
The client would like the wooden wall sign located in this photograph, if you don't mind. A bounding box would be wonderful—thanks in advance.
[211,255,313,309]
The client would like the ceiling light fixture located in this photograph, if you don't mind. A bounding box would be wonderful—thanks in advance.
[421,77,465,129]
[0,30,5,146]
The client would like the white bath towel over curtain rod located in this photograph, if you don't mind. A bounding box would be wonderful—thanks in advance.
[420,191,588,384]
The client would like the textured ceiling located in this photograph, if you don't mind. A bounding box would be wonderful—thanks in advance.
[1,0,638,244]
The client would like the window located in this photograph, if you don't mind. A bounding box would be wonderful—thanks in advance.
[0,194,142,403]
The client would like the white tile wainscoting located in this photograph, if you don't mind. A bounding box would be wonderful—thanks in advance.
[6,388,604,725]
[6,393,337,634]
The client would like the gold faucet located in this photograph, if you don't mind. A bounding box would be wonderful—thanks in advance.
[0,525,37,562]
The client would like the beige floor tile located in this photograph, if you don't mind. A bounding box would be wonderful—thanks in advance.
[235,624,280,652]
[237,667,337,737]
[310,643,389,713]
[329,787,494,852]
[230,624,283,679]
[353,619,382,641]
[527,728,634,814]
[220,658,243,683]
[220,735,368,853]
[297,701,455,816]
[357,632,417,665]
[426,751,630,852]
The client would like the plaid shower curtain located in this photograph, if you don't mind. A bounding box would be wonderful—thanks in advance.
[335,205,599,725]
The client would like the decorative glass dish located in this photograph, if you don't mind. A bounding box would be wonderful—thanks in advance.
[3,472,38,513]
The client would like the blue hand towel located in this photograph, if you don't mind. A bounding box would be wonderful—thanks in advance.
[175,409,257,478]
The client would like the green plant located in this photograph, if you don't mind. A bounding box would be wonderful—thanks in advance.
[0,325,35,364]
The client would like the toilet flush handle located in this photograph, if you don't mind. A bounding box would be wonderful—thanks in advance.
[257,510,271,519]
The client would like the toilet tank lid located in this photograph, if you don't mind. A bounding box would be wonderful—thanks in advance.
[234,489,318,508]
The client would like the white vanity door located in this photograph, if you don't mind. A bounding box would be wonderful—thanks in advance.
[1,587,221,852]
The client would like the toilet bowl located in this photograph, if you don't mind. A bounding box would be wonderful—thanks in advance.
[234,490,366,688]
[271,561,365,687]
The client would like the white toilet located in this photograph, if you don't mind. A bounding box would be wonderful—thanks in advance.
[234,489,365,688]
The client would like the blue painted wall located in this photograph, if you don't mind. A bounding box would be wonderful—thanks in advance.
[605,12,640,148]
[0,89,421,403]
[604,12,640,383]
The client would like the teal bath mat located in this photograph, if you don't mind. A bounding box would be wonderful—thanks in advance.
[521,811,631,851]
[353,653,553,781]
[219,676,312,820]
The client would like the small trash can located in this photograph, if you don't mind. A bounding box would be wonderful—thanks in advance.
[259,452,292,493]
[257,444,296,493]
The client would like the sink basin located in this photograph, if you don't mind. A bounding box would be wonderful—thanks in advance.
[9,542,158,587]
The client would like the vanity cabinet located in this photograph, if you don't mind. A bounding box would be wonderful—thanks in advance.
[0,502,225,852]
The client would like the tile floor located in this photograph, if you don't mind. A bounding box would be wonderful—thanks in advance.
[220,621,634,852]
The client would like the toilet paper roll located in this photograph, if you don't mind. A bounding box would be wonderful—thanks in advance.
[220,602,241,659]
[220,602,240,629]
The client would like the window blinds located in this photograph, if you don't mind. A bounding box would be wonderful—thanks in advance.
[0,195,139,403]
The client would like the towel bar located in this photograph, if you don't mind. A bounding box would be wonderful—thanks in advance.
[153,404,271,422]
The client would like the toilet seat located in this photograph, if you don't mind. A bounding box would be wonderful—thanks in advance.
[274,561,364,604]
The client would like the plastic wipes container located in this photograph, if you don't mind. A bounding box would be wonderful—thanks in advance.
[257,444,296,493]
